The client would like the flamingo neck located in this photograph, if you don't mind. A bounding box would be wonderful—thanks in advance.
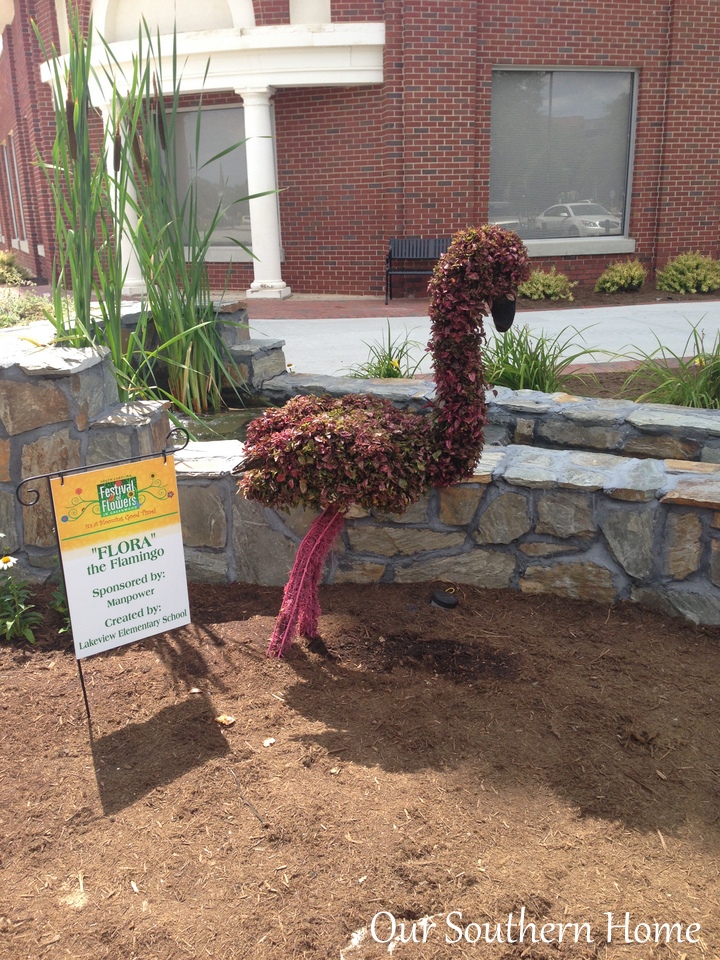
[427,301,489,487]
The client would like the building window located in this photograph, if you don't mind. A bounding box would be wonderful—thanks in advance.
[489,70,635,241]
[174,106,251,252]
[2,134,28,244]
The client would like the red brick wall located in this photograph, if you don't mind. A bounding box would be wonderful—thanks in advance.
[2,0,718,294]
[654,0,720,268]
[255,0,689,294]
[254,1,285,25]
[332,2,384,21]
[0,0,61,279]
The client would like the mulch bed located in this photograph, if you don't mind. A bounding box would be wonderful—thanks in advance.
[1,351,718,959]
[516,281,717,313]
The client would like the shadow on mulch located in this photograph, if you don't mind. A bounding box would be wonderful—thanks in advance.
[89,693,229,816]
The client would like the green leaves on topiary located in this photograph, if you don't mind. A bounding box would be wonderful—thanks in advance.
[518,267,577,301]
[594,259,647,293]
[656,252,720,294]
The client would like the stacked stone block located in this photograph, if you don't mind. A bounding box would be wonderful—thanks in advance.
[176,434,720,627]
[5,338,720,626]
[0,345,169,576]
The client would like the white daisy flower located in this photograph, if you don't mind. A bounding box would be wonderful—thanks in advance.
[0,555,17,569]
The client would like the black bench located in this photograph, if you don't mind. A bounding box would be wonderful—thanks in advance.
[385,237,452,304]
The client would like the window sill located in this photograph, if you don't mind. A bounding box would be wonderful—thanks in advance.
[525,237,636,258]
[194,246,285,264]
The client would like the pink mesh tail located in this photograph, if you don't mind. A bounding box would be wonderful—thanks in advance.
[266,505,345,658]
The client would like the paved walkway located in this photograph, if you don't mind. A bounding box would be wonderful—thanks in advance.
[5,291,720,379]
[248,297,720,377]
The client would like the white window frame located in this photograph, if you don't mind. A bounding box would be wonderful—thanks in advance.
[2,135,29,253]
[174,104,283,265]
[490,67,639,258]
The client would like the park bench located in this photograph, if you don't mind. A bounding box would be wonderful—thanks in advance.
[384,237,451,303]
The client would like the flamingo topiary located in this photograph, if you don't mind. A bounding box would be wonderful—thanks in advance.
[235,225,531,657]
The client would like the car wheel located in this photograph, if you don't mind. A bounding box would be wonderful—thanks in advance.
[567,226,580,237]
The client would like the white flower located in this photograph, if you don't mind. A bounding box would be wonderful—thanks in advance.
[0,555,17,570]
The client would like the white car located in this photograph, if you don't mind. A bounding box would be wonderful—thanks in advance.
[488,202,521,232]
[535,202,621,237]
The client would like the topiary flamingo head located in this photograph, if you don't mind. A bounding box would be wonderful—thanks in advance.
[428,224,531,329]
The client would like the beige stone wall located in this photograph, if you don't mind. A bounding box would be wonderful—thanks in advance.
[5,342,720,626]
[176,442,720,627]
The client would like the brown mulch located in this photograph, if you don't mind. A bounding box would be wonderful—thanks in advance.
[2,368,720,960]
[2,580,719,959]
[516,281,717,313]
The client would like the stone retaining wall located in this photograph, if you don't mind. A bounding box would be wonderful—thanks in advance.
[4,339,720,626]
[259,369,720,463]
[488,387,720,463]
[175,439,720,626]
[0,345,169,572]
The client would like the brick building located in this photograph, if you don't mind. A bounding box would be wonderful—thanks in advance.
[0,1,718,297]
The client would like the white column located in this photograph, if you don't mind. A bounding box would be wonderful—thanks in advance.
[238,87,291,299]
[118,180,145,295]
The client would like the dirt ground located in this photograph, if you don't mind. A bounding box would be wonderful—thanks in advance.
[2,368,720,960]
[2,580,720,960]
[516,281,718,313]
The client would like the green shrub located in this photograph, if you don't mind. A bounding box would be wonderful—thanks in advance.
[483,323,600,394]
[0,289,59,328]
[0,250,34,286]
[594,259,647,293]
[0,545,43,645]
[518,268,577,302]
[656,252,720,294]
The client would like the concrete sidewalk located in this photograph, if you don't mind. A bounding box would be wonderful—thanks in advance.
[4,294,719,379]
[248,299,720,377]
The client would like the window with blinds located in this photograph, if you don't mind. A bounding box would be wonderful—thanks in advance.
[489,70,635,241]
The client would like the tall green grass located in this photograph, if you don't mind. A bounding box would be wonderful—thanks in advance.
[35,14,253,415]
[623,324,720,408]
[116,28,251,414]
[348,323,425,379]
[483,324,600,393]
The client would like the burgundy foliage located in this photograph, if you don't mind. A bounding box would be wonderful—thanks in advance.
[427,224,531,486]
[236,225,530,656]
[238,393,430,514]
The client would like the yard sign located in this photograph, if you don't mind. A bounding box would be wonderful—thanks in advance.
[50,455,190,660]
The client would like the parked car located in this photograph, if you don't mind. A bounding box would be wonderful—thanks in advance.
[488,202,521,232]
[535,202,621,237]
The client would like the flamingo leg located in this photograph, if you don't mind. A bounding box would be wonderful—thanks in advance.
[266,505,345,658]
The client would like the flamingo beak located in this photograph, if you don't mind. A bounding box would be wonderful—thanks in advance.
[490,293,516,332]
